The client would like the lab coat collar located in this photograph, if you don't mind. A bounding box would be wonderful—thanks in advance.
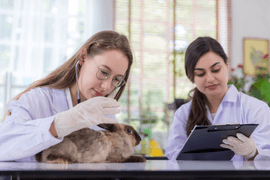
[221,84,238,103]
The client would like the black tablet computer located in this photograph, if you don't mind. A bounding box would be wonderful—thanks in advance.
[176,124,258,160]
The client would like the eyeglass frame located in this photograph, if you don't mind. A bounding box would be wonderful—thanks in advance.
[91,57,126,88]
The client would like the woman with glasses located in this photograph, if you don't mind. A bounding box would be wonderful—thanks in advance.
[0,30,133,162]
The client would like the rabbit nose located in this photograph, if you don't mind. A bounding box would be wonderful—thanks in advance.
[135,134,141,146]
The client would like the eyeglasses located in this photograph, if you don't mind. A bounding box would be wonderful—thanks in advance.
[94,61,126,88]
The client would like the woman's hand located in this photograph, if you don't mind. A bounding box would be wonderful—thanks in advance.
[54,97,121,138]
[220,133,257,160]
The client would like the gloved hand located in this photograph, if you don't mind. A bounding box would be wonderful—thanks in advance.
[220,133,257,160]
[54,96,120,138]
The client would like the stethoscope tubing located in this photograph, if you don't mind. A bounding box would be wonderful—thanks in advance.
[75,60,81,104]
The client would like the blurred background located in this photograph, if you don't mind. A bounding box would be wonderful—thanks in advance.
[1,0,270,157]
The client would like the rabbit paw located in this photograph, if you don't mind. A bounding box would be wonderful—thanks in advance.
[123,155,146,163]
[46,154,73,164]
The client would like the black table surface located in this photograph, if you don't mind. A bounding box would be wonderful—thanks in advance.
[1,156,270,179]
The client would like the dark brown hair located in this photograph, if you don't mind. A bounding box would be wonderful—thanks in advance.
[185,36,228,136]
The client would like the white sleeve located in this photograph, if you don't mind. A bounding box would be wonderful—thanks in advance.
[249,103,270,159]
[0,115,62,161]
[0,89,63,161]
[166,105,189,160]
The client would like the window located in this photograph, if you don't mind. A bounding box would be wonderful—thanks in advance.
[0,0,91,120]
[115,0,231,155]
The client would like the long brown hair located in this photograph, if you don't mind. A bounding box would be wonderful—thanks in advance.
[185,36,228,136]
[4,30,133,118]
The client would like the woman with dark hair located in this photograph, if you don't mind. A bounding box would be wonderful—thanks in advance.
[166,36,270,161]
[0,30,133,161]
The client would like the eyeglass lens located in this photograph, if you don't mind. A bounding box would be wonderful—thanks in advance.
[96,69,125,87]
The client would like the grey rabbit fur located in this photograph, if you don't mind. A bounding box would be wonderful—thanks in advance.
[35,123,146,163]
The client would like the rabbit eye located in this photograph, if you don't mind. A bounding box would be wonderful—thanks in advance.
[126,129,132,134]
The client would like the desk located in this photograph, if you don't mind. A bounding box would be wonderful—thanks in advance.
[1,157,270,179]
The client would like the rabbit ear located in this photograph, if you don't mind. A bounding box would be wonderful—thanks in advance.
[97,123,115,131]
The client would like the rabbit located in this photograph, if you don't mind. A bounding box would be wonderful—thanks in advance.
[35,123,146,163]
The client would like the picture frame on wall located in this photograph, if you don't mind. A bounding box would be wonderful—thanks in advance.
[243,38,269,76]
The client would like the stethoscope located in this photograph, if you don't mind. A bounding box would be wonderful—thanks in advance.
[75,60,81,104]
[75,59,117,105]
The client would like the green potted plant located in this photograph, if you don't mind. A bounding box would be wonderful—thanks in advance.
[228,53,270,106]
[140,91,158,126]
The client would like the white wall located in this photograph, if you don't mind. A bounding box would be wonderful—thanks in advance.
[231,0,270,68]
[89,0,115,36]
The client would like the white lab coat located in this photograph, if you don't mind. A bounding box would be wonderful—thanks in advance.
[0,87,116,162]
[166,85,270,161]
